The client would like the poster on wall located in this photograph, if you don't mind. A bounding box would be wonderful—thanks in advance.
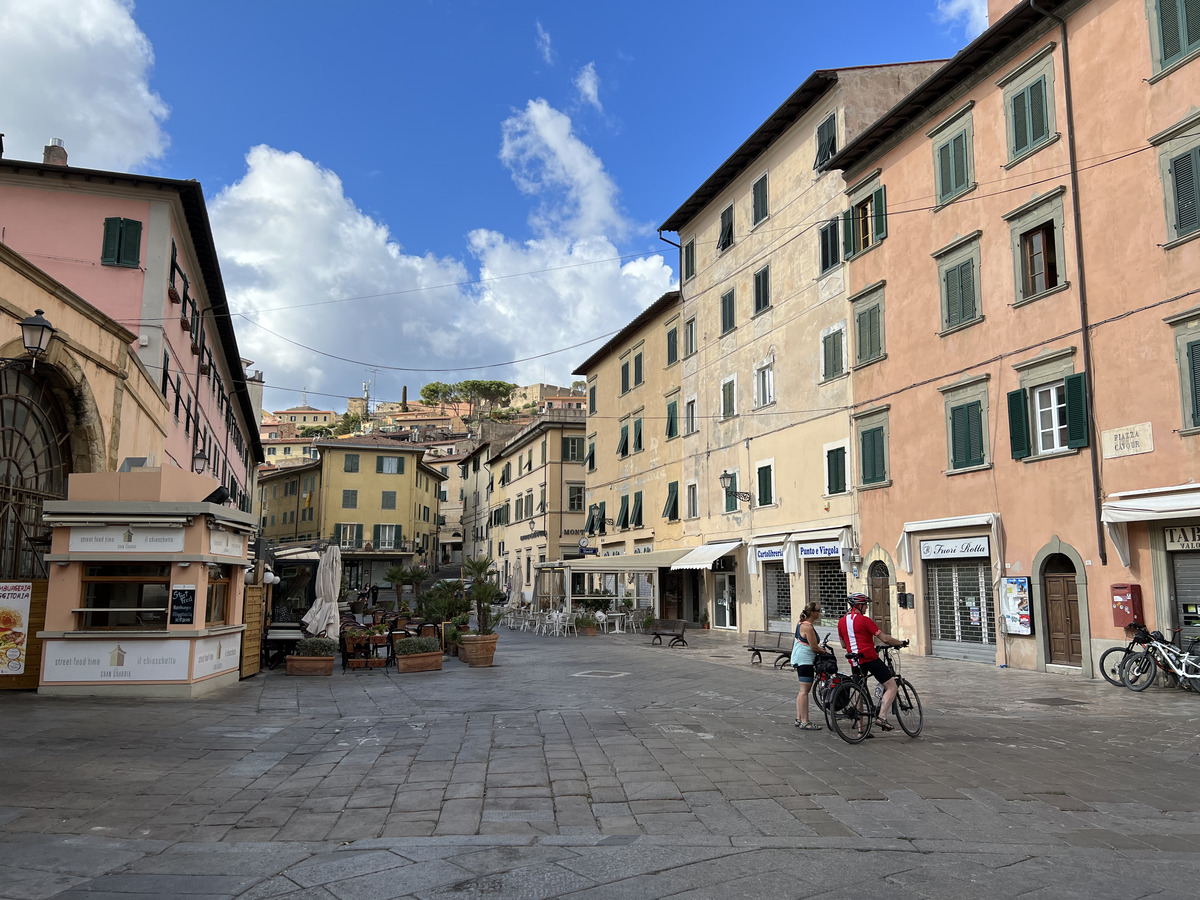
[1000,576,1032,635]
[0,582,33,676]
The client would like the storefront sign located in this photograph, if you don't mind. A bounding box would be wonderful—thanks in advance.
[920,536,990,560]
[209,531,245,557]
[520,531,547,541]
[755,545,786,562]
[69,526,184,553]
[0,582,33,675]
[193,634,242,678]
[1165,525,1200,552]
[1101,422,1154,459]
[41,639,190,682]
[170,585,197,625]
[795,541,839,559]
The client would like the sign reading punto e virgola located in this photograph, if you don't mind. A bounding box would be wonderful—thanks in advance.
[920,536,990,560]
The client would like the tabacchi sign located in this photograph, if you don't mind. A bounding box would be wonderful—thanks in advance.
[1165,525,1200,552]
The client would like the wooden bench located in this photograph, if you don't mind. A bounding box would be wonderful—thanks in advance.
[648,618,689,648]
[746,629,794,668]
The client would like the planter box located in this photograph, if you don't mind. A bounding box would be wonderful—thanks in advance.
[367,657,388,668]
[578,625,597,636]
[459,633,499,667]
[368,635,388,645]
[395,651,443,673]
[286,655,335,676]
[347,658,368,669]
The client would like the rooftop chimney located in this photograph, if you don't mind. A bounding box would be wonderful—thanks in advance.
[43,138,67,167]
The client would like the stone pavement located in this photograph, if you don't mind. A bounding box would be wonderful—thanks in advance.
[1,625,1199,899]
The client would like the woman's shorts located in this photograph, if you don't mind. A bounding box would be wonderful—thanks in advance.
[794,664,814,684]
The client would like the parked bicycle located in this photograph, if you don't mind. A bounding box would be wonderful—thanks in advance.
[812,637,850,728]
[1098,622,1146,686]
[1119,627,1200,692]
[827,643,923,743]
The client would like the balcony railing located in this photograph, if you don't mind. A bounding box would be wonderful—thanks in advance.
[337,537,417,553]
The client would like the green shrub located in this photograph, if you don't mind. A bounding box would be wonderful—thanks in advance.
[294,637,338,657]
[394,636,442,655]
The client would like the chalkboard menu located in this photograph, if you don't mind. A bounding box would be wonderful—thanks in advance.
[170,585,197,625]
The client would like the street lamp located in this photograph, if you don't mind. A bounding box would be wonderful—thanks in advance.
[587,503,614,525]
[192,448,209,474]
[718,470,752,502]
[0,309,56,372]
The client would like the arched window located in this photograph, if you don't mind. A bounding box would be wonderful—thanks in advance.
[0,369,71,579]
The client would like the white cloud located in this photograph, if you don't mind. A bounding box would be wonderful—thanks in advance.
[935,0,989,37]
[535,20,553,65]
[574,62,603,113]
[0,0,168,170]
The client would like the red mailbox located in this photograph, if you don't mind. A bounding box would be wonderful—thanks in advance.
[1111,583,1143,628]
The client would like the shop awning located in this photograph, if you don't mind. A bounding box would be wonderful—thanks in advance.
[671,540,743,571]
[565,548,692,572]
[786,524,855,574]
[895,513,1002,575]
[1101,483,1200,567]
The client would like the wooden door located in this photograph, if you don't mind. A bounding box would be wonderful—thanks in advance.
[241,584,264,679]
[869,563,891,636]
[1045,574,1082,665]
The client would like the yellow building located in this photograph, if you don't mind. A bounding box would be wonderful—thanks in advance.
[257,460,322,547]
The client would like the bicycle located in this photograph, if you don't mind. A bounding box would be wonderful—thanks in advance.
[1098,622,1147,686]
[827,643,923,744]
[811,637,850,729]
[1119,628,1200,692]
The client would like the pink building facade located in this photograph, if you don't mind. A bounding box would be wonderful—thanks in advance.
[0,145,263,507]
[830,0,1200,675]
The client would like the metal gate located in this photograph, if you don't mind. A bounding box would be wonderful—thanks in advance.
[926,559,996,663]
[763,562,791,631]
[807,559,847,626]
[1172,551,1200,644]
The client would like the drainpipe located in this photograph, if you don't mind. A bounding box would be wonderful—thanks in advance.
[1029,0,1106,566]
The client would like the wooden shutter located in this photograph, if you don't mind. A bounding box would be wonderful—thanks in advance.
[1161,0,1183,62]
[663,481,678,519]
[1012,90,1030,156]
[1028,77,1048,146]
[843,208,855,258]
[117,219,141,267]
[861,427,885,484]
[757,465,772,505]
[1007,388,1032,459]
[937,141,953,203]
[632,492,643,526]
[666,401,678,437]
[1187,0,1200,51]
[872,186,887,240]
[951,131,968,194]
[1065,372,1089,448]
[827,447,846,495]
[1172,148,1198,235]
[726,473,738,511]
[633,418,642,451]
[618,425,628,455]
[101,217,122,264]
[376,456,384,473]
[1188,340,1200,426]
[944,265,962,327]
[598,501,606,534]
[951,404,970,469]
[373,524,381,546]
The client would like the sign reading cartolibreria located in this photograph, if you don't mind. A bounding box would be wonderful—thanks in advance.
[0,582,33,676]
[920,536,990,560]
[68,526,184,553]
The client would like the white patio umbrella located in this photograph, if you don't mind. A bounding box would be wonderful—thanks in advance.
[302,543,341,637]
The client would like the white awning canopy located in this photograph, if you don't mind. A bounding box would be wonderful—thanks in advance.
[563,548,692,572]
[1101,484,1200,567]
[895,513,1002,575]
[671,540,743,571]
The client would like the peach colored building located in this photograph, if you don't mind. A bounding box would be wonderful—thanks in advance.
[0,142,263,509]
[828,0,1200,675]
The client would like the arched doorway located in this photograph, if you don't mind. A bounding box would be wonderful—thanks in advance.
[1043,553,1081,666]
[0,368,72,579]
[868,560,891,635]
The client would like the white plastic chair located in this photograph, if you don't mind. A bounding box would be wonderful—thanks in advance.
[563,613,578,636]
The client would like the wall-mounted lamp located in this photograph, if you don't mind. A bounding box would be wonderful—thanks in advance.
[587,503,614,526]
[178,561,191,568]
[1,309,56,372]
[192,448,209,474]
[718,470,752,502]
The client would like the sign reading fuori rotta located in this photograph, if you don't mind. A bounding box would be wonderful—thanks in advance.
[920,536,990,560]
[169,585,197,625]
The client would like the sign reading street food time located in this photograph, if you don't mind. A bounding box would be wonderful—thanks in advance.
[69,526,184,553]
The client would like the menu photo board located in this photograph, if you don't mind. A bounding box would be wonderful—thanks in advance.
[0,582,33,676]
[170,585,197,626]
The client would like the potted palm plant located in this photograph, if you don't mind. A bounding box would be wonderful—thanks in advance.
[393,636,443,672]
[459,555,500,667]
[287,637,337,675]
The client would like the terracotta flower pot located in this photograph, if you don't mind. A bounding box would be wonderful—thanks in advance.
[459,633,499,667]
[579,625,597,636]
[286,655,335,675]
[395,651,443,673]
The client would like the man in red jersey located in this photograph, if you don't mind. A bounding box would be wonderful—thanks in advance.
[836,593,907,732]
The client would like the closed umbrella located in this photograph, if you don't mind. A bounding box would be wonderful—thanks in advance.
[302,543,341,637]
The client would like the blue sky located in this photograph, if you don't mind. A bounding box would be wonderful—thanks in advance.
[0,0,987,413]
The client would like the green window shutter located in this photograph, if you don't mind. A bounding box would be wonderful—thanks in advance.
[757,466,772,505]
[861,427,885,484]
[1161,0,1183,61]
[944,264,962,327]
[1172,148,1199,236]
[616,495,629,528]
[967,401,984,466]
[1007,388,1032,459]
[618,425,628,456]
[1028,77,1048,146]
[333,523,342,542]
[1188,340,1200,426]
[355,524,363,544]
[598,500,607,534]
[858,304,881,361]
[376,456,384,473]
[872,186,887,240]
[398,456,405,474]
[951,404,970,469]
[373,524,381,546]
[951,131,968,194]
[828,447,846,495]
[1064,372,1089,448]
[117,219,142,267]
[937,141,953,203]
[842,208,855,257]
[101,217,121,264]
[725,473,738,512]
[958,259,976,322]
[1012,90,1030,156]
[663,481,678,520]
[631,492,643,527]
[561,437,569,458]
[633,419,642,451]
[666,401,678,438]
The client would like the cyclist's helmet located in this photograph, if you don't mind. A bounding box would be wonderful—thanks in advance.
[847,592,870,611]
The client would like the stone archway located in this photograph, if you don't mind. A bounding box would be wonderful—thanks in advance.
[1030,536,1092,677]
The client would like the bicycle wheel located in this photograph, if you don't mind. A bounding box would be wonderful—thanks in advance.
[1121,650,1157,691]
[829,681,872,744]
[813,675,830,713]
[892,678,923,737]
[1098,646,1130,687]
